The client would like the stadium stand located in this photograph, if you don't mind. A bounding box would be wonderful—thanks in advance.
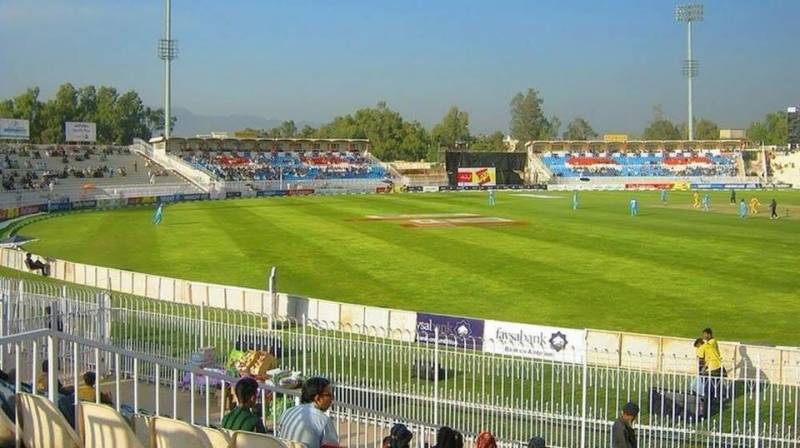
[540,150,738,178]
[180,150,387,182]
[0,143,202,206]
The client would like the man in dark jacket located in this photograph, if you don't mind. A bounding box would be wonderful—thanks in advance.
[612,402,639,448]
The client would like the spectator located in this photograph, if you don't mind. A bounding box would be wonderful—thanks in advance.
[700,328,725,396]
[386,423,413,448]
[475,431,496,448]
[36,361,68,394]
[77,371,113,405]
[433,427,463,448]
[693,338,706,396]
[527,437,546,448]
[278,377,338,448]
[220,377,267,433]
[612,402,638,448]
[25,253,50,276]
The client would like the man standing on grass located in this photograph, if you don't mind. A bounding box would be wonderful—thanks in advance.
[693,191,700,209]
[660,188,668,204]
[749,196,761,215]
[487,189,496,207]
[702,193,711,212]
[730,189,736,204]
[629,198,638,216]
[153,203,164,225]
[572,191,579,210]
[770,198,778,220]
[738,199,748,219]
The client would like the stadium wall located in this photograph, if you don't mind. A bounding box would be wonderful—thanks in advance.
[2,247,796,384]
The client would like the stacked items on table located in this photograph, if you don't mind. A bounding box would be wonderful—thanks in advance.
[234,350,277,380]
[265,368,303,389]
[189,346,216,369]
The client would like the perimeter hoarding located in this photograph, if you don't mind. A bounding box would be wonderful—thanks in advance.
[65,122,97,142]
[456,167,497,187]
[483,320,586,363]
[416,312,484,350]
[0,119,30,140]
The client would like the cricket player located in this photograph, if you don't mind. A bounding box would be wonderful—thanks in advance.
[572,191,579,210]
[660,188,668,204]
[153,203,164,225]
[702,194,710,212]
[749,197,761,215]
[692,191,700,209]
[629,198,639,216]
[738,199,748,219]
[770,198,778,220]
[487,189,496,206]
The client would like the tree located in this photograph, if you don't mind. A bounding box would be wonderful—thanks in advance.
[509,88,551,147]
[299,125,317,138]
[643,118,682,140]
[115,91,149,144]
[12,87,44,141]
[470,131,506,152]
[747,111,788,145]
[431,106,470,149]
[563,117,598,140]
[144,107,177,136]
[693,118,719,140]
[269,120,298,138]
[40,83,79,142]
[95,86,119,143]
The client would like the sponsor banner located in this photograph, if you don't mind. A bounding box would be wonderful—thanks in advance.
[422,186,439,193]
[483,320,586,363]
[625,182,674,190]
[157,195,181,204]
[4,208,19,219]
[96,198,126,209]
[71,200,97,210]
[0,118,30,140]
[375,186,390,193]
[439,186,456,191]
[286,188,315,196]
[0,209,8,220]
[65,122,97,142]
[416,312,484,349]
[19,204,45,216]
[226,191,242,199]
[182,193,210,201]
[127,197,143,206]
[457,167,497,187]
[47,201,71,212]
[257,190,287,197]
[691,183,761,190]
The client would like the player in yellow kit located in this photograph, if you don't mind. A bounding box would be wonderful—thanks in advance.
[692,191,700,208]
[749,197,761,215]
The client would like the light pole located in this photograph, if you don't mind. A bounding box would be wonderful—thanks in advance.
[158,0,178,139]
[676,4,703,141]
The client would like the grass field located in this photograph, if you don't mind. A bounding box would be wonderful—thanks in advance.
[18,190,800,347]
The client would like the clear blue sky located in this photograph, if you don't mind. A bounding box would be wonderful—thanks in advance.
[1,0,798,135]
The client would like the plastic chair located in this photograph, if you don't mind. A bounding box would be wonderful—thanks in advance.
[16,392,80,448]
[79,401,145,448]
[202,426,232,448]
[151,416,213,448]
[0,407,15,448]
[232,430,289,448]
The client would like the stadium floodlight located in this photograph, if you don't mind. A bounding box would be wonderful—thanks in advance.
[158,0,178,139]
[676,3,703,141]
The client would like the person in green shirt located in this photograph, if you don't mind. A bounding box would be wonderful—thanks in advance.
[221,377,267,433]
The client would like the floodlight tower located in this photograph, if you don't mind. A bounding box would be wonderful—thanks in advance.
[158,0,178,139]
[676,3,703,141]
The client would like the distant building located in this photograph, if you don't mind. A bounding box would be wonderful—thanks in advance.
[719,129,746,140]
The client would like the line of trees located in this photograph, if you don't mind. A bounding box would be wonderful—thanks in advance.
[0,83,175,145]
[2,84,790,160]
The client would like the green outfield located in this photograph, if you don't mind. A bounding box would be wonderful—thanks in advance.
[18,190,800,347]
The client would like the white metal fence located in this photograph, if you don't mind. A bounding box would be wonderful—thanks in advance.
[1,278,798,447]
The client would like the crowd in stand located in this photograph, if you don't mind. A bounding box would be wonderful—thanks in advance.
[0,144,167,191]
[182,150,387,182]
[542,150,738,177]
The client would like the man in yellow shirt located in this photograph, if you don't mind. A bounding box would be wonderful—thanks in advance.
[749,197,761,215]
[77,372,113,405]
[700,328,725,398]
[692,192,700,209]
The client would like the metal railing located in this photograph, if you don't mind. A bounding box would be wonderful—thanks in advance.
[1,277,798,447]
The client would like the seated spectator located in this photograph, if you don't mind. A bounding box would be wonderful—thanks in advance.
[77,371,113,405]
[25,253,50,276]
[433,427,463,448]
[36,361,69,395]
[278,377,338,448]
[475,431,496,448]
[220,377,267,434]
[386,423,413,448]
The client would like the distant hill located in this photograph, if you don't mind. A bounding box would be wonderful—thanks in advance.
[170,107,314,137]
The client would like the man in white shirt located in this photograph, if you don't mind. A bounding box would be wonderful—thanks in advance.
[278,377,339,448]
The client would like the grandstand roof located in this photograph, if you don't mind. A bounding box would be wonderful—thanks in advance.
[526,139,746,152]
[155,136,371,152]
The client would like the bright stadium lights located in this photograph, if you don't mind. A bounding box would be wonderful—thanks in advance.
[159,0,178,140]
[676,3,703,141]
